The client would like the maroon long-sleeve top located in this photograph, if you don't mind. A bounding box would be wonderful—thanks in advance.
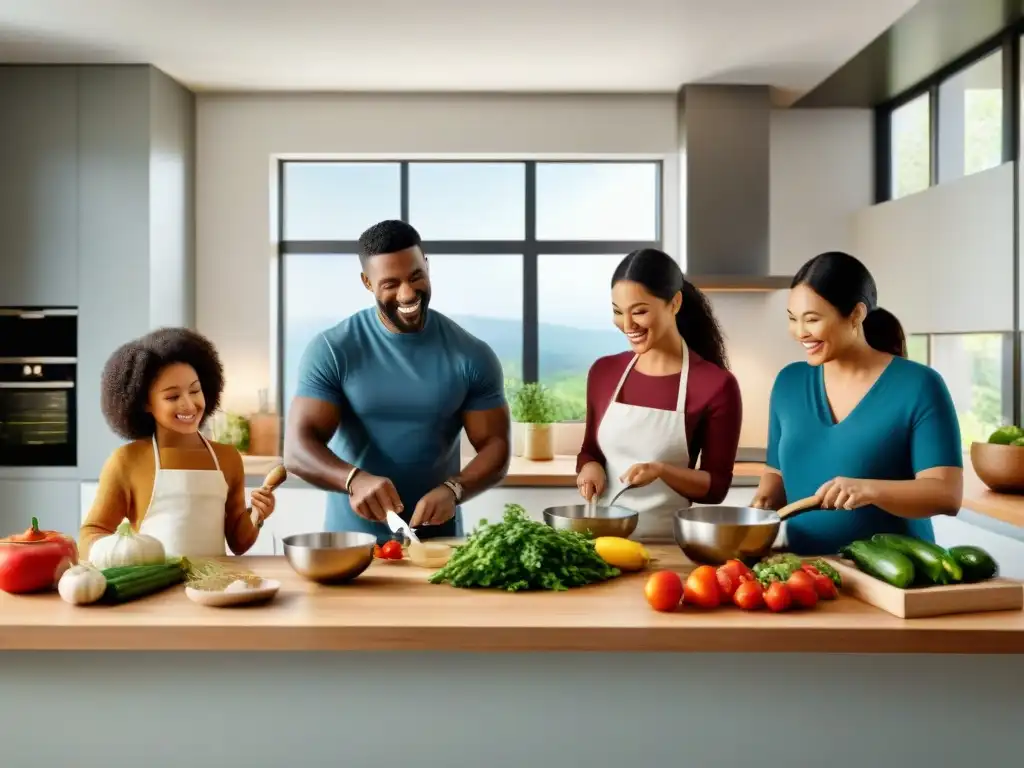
[576,350,743,504]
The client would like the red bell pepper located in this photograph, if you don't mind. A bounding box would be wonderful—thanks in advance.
[0,517,79,594]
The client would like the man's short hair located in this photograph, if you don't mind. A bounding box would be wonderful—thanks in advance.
[357,220,423,268]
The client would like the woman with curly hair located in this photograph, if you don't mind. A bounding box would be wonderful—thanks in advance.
[79,328,276,558]
[575,248,742,541]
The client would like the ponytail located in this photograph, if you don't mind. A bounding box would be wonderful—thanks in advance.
[863,307,906,358]
[677,281,729,369]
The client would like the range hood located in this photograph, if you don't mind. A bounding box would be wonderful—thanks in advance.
[677,84,792,292]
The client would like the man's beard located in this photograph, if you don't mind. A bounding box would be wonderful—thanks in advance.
[378,290,430,332]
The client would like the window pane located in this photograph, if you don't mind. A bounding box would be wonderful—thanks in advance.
[282,253,368,413]
[538,253,628,421]
[929,333,1010,448]
[283,163,400,240]
[426,254,523,382]
[890,94,931,199]
[282,252,522,417]
[938,50,1004,182]
[536,163,659,241]
[409,163,525,240]
[906,335,929,365]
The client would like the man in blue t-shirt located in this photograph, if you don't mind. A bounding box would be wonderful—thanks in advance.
[284,220,511,543]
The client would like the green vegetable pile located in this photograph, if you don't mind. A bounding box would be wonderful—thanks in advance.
[839,534,997,589]
[988,424,1024,446]
[752,553,842,588]
[428,504,620,592]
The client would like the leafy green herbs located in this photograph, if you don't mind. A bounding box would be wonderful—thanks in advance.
[508,383,557,424]
[428,504,620,592]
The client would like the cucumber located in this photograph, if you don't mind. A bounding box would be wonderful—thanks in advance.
[101,563,184,603]
[839,540,916,589]
[871,533,962,585]
[947,545,998,583]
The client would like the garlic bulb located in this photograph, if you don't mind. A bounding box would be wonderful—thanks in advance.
[88,519,165,569]
[58,564,107,605]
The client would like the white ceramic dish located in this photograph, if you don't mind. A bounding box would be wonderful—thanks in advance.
[185,578,281,607]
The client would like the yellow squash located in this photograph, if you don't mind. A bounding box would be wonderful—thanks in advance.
[594,537,650,572]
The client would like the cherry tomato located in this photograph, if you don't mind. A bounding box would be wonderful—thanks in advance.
[684,565,721,609]
[732,580,765,610]
[763,581,792,612]
[644,570,684,612]
[715,567,737,599]
[380,540,404,560]
[720,559,753,583]
[785,569,819,608]
[801,564,838,599]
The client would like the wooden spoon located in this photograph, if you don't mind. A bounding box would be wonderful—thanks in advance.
[774,495,820,521]
[262,465,287,491]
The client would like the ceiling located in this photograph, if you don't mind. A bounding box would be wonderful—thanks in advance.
[0,0,918,95]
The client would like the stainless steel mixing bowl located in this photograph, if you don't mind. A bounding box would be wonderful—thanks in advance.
[542,504,639,538]
[672,506,783,565]
[281,531,377,584]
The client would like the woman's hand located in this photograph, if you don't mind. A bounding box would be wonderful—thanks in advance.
[816,477,878,510]
[251,487,276,527]
[576,462,607,502]
[619,462,662,488]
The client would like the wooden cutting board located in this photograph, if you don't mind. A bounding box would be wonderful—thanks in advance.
[825,557,1024,619]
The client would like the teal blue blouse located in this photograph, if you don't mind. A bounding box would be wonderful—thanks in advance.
[767,357,963,555]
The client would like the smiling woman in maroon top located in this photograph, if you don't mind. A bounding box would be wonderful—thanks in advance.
[576,248,743,540]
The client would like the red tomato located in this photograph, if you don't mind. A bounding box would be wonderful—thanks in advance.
[684,565,721,609]
[373,544,383,559]
[715,567,737,599]
[786,569,819,609]
[720,559,753,583]
[380,540,404,560]
[732,580,765,610]
[801,565,838,599]
[0,540,75,594]
[644,570,684,612]
[763,581,792,612]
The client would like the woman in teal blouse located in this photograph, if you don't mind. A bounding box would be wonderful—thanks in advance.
[751,251,964,555]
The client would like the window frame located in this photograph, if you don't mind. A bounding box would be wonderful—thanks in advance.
[875,29,1023,431]
[275,159,663,417]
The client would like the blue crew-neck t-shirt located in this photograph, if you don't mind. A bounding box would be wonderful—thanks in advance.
[294,308,507,543]
[767,356,963,555]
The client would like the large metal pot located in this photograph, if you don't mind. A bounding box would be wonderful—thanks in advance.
[672,497,817,565]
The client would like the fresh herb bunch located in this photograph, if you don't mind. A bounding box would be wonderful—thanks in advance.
[752,553,842,588]
[508,383,556,425]
[428,504,620,591]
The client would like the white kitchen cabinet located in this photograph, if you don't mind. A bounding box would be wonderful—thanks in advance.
[0,67,79,307]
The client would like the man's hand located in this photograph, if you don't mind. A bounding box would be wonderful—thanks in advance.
[410,485,457,528]
[348,472,403,521]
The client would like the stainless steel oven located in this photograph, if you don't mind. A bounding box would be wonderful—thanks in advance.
[0,308,77,467]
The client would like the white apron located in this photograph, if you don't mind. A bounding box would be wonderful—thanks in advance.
[597,342,691,542]
[138,434,229,558]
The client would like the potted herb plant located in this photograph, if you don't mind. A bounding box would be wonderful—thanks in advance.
[509,383,556,461]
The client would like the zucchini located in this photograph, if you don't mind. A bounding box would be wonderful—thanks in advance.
[839,540,916,589]
[101,563,184,603]
[947,545,998,583]
[871,533,962,585]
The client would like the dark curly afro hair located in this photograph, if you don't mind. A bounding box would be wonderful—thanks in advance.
[101,327,225,440]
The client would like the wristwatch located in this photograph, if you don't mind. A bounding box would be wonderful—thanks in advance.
[443,479,464,503]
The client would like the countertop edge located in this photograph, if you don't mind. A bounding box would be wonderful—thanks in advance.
[3,625,1023,654]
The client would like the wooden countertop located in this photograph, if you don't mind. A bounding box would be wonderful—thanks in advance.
[243,454,767,488]
[2,547,1021,653]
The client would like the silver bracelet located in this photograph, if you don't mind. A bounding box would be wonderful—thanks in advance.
[345,467,360,494]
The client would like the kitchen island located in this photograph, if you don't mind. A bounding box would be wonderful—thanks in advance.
[1,548,1022,767]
